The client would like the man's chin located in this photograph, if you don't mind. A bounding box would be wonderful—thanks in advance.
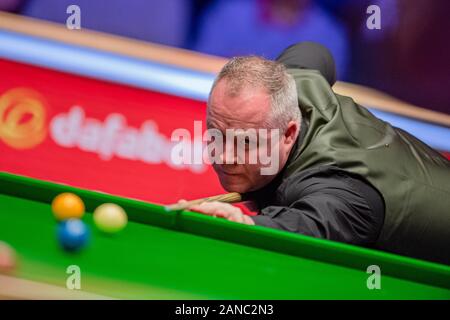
[219,179,251,194]
[220,176,276,194]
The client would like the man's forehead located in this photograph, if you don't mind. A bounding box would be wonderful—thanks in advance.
[208,81,271,129]
[207,109,265,130]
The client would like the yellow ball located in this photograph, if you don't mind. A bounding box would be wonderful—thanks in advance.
[51,193,85,221]
[93,203,128,234]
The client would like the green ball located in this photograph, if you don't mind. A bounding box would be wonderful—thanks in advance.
[93,203,128,234]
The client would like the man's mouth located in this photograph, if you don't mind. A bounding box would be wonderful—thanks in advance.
[219,170,241,176]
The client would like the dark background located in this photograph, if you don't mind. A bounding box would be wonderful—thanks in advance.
[1,0,449,115]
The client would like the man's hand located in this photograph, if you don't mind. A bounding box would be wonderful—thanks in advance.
[183,201,255,225]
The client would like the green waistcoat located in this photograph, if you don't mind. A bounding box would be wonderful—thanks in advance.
[285,68,450,264]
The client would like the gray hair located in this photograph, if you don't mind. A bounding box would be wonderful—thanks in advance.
[209,56,301,131]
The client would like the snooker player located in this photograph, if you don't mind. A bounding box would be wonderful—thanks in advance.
[187,42,450,265]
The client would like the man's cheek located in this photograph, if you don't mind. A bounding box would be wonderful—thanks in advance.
[258,142,280,176]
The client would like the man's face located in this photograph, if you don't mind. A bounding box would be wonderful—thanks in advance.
[207,80,292,193]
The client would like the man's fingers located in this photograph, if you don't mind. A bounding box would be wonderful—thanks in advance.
[190,202,233,218]
[193,203,227,217]
[190,202,248,224]
[227,211,245,223]
[206,201,242,219]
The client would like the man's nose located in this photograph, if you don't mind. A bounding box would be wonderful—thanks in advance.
[220,144,238,164]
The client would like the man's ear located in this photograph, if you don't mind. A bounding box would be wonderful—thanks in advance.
[284,121,299,145]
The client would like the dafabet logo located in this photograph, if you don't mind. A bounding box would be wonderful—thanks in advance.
[0,88,47,149]
[0,87,204,173]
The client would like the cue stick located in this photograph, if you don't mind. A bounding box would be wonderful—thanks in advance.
[165,192,242,211]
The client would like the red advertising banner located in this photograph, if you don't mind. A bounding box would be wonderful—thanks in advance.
[0,59,224,203]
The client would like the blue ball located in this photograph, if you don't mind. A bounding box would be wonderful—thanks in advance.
[57,219,89,252]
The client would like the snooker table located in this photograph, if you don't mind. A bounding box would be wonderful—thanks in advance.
[0,172,449,299]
